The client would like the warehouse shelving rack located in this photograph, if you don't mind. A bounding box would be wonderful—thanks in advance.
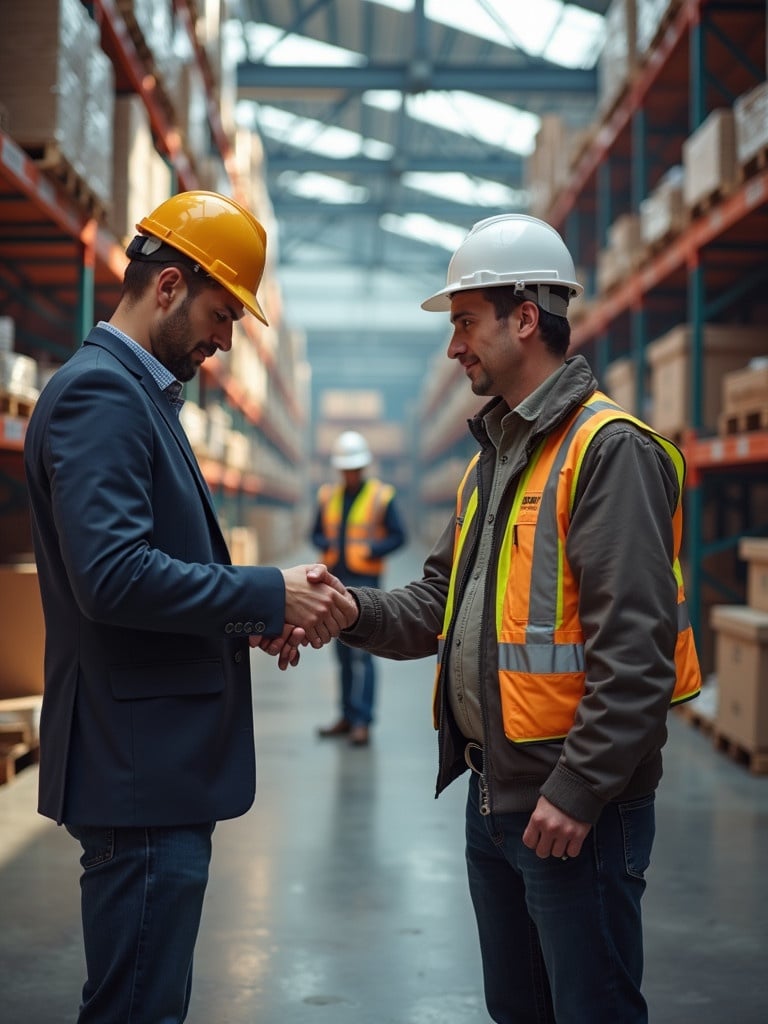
[0,0,304,545]
[414,0,767,665]
[549,0,768,664]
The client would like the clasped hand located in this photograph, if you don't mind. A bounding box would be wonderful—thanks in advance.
[249,563,358,669]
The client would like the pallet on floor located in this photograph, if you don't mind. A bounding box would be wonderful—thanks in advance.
[712,731,768,776]
[0,739,39,786]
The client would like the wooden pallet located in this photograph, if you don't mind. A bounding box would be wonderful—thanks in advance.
[0,739,39,786]
[25,142,109,223]
[712,731,768,776]
[738,144,768,184]
[0,390,36,419]
[677,701,715,736]
[687,183,734,221]
[718,406,768,436]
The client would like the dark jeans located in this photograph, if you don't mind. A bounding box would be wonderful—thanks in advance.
[66,822,215,1023]
[465,774,654,1023]
[335,637,375,726]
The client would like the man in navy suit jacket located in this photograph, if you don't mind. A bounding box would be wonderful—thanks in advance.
[23,191,356,1023]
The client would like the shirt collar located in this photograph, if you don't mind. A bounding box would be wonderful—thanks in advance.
[97,321,184,415]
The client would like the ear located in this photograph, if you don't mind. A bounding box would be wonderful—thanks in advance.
[156,266,184,308]
[517,300,540,340]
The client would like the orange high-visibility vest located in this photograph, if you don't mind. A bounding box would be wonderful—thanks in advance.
[318,478,395,576]
[437,392,701,743]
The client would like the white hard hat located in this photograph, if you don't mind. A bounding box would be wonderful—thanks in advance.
[421,214,583,318]
[331,430,372,470]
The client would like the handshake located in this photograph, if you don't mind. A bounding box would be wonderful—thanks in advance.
[248,563,359,670]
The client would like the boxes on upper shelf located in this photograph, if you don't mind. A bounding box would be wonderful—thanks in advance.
[646,324,767,436]
[597,0,637,116]
[604,357,638,415]
[711,604,768,753]
[734,81,768,175]
[719,358,768,435]
[683,109,738,212]
[739,538,768,614]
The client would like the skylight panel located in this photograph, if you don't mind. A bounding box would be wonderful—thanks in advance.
[247,105,393,161]
[402,172,526,208]
[365,0,604,68]
[380,213,468,251]
[277,172,370,204]
[244,22,364,65]
[407,91,539,156]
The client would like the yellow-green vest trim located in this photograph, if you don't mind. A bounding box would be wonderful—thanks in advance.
[319,478,395,576]
[437,391,702,743]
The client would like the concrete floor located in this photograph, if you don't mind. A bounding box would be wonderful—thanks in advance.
[2,545,768,1023]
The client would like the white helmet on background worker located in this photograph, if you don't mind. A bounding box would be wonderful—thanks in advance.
[421,214,583,318]
[331,431,372,470]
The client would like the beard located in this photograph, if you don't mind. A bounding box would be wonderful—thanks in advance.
[154,299,203,382]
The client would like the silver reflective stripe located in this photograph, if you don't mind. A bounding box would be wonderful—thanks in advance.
[498,642,585,673]
[527,404,597,637]
[678,599,691,630]
[437,637,446,662]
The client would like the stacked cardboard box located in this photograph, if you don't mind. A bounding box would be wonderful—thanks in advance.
[683,109,738,212]
[597,0,637,116]
[0,566,45,700]
[734,81,768,174]
[711,600,768,756]
[604,357,639,414]
[639,167,685,249]
[646,324,767,436]
[0,0,108,198]
[718,359,768,435]
[110,96,173,244]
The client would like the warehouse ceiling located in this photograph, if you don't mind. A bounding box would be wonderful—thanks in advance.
[231,0,609,398]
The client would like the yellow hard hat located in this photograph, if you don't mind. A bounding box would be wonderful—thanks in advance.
[136,191,269,324]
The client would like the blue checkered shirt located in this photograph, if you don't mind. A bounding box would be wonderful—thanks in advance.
[97,321,185,417]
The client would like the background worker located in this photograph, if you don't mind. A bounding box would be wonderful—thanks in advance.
[310,430,407,746]
[282,214,702,1022]
[24,190,357,1024]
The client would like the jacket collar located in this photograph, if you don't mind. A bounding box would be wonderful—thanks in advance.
[467,354,597,450]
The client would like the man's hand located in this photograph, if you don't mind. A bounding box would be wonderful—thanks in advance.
[251,564,359,670]
[522,795,591,860]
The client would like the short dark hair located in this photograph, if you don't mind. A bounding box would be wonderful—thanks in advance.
[481,286,571,357]
[120,259,214,307]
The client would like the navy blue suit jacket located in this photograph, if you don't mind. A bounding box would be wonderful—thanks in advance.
[24,327,284,826]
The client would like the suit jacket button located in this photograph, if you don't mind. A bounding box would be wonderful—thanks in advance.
[234,650,244,664]
[244,621,254,634]
[254,621,266,634]
[225,622,234,634]
[234,622,243,633]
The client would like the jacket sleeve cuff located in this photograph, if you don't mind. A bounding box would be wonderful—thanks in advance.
[540,763,606,825]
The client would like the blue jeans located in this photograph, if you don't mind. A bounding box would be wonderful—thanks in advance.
[65,822,215,1023]
[335,638,375,726]
[465,774,654,1024]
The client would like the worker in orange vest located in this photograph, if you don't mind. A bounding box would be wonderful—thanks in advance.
[310,430,407,745]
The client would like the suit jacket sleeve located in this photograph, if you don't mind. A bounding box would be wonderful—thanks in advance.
[38,359,285,637]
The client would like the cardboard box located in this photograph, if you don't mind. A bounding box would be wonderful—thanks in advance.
[734,81,768,168]
[598,0,637,114]
[721,361,768,416]
[0,565,45,699]
[604,357,638,414]
[711,605,768,751]
[646,324,767,435]
[739,538,768,614]
[683,110,737,210]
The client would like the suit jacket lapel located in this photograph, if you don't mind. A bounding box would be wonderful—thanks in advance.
[83,328,228,553]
